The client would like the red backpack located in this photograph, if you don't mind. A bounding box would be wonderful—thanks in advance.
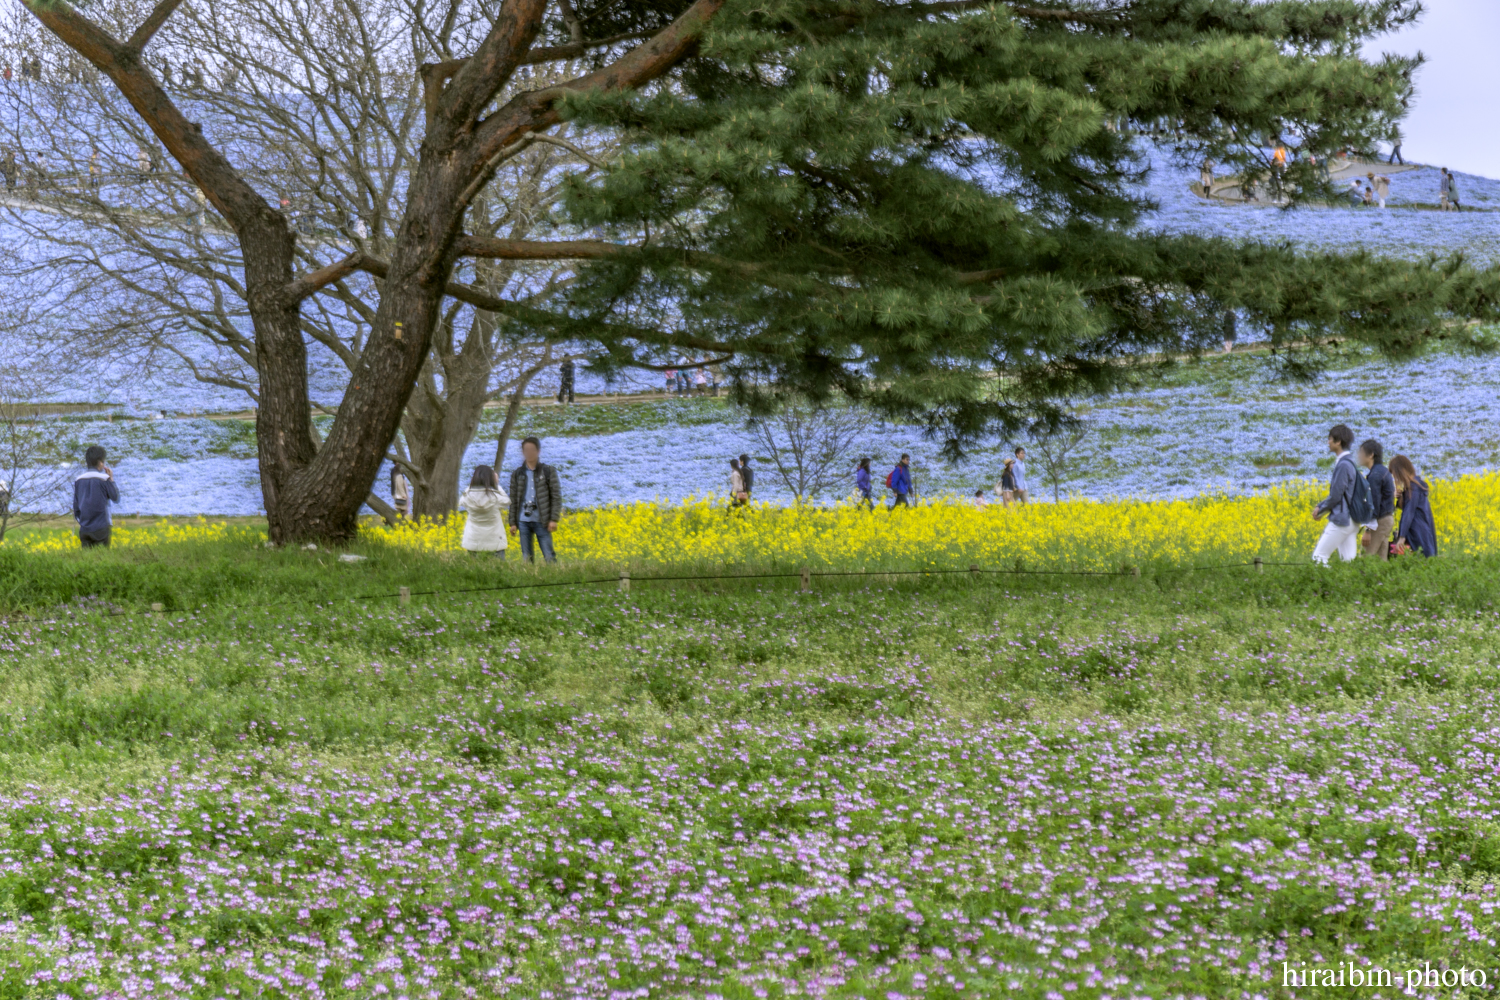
[885,468,895,489]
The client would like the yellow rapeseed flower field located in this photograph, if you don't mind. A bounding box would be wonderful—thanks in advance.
[11,472,1500,569]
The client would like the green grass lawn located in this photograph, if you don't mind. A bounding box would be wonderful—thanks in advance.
[0,546,1497,997]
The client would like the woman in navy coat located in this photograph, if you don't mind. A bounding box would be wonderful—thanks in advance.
[1389,454,1438,557]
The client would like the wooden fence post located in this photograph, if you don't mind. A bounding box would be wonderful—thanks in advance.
[399,586,411,606]
[150,602,163,618]
[619,570,630,593]
[1254,557,1264,573]
[801,566,811,593]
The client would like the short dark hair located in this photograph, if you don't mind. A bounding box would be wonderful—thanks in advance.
[84,445,106,468]
[521,436,541,451]
[1014,446,1025,455]
[739,453,750,462]
[1328,424,1354,449]
[900,453,910,461]
[1359,438,1383,464]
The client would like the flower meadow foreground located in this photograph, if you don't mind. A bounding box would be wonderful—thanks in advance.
[2,498,1500,997]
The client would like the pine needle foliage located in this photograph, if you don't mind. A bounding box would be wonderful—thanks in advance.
[550,0,1500,453]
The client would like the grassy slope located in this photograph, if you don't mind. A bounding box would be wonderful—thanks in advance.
[0,549,1498,995]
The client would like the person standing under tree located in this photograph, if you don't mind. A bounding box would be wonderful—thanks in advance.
[459,465,509,557]
[556,358,575,404]
[73,445,119,549]
[509,437,562,564]
[1222,311,1237,353]
[390,467,410,519]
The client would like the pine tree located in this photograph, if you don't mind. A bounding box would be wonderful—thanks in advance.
[540,0,1500,451]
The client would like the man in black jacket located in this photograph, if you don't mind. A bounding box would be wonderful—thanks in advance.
[1358,438,1396,560]
[738,453,754,501]
[73,445,119,548]
[508,437,562,563]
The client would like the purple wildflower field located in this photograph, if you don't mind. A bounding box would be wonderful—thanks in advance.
[1,580,1498,998]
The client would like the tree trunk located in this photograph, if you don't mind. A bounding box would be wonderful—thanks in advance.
[405,350,493,519]
[493,369,539,475]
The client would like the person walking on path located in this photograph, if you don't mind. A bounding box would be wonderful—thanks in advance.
[1447,170,1462,211]
[556,358,575,404]
[854,457,874,510]
[889,454,914,508]
[460,465,509,557]
[1390,454,1438,557]
[1388,138,1404,165]
[509,437,562,564]
[73,445,119,549]
[1011,447,1030,503]
[738,454,754,502]
[1439,168,1451,211]
[1358,439,1395,559]
[998,457,1018,507]
[390,468,410,519]
[728,458,747,507]
[1312,424,1365,565]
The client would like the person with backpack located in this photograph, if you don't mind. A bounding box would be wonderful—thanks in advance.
[1357,439,1395,560]
[1311,424,1372,565]
[888,454,913,508]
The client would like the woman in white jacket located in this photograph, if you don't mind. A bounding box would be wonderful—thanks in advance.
[460,465,509,557]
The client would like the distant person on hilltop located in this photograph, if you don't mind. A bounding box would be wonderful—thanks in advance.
[556,358,575,404]
[1439,168,1451,211]
[1357,439,1395,560]
[1388,137,1404,165]
[1447,170,1462,211]
[74,446,119,549]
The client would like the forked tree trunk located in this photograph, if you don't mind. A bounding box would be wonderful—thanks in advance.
[404,350,495,519]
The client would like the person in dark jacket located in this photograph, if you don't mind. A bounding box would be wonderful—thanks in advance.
[889,454,913,508]
[738,454,754,501]
[73,445,119,548]
[1312,424,1359,565]
[1389,454,1437,557]
[1357,439,1395,560]
[854,457,873,511]
[508,436,562,563]
[556,358,575,404]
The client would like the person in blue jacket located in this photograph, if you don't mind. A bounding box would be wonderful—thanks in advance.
[854,457,874,511]
[73,445,119,548]
[1389,454,1437,557]
[889,454,913,509]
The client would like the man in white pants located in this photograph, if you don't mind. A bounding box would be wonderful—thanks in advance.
[1312,424,1360,565]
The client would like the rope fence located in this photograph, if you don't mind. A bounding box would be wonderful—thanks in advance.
[0,556,1311,624]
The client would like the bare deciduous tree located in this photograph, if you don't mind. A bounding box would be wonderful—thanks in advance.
[1027,410,1091,503]
[749,403,864,504]
[13,0,722,541]
[1,1,626,519]
[0,363,72,541]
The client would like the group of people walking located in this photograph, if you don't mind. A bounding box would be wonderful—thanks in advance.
[847,447,1030,511]
[1312,424,1436,565]
[664,358,719,396]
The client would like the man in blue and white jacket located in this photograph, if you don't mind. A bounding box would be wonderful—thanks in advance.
[1312,424,1359,565]
[73,445,119,548]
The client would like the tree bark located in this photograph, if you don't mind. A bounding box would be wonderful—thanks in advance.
[493,368,540,475]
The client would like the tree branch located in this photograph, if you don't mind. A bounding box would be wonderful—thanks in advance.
[124,0,188,54]
[284,250,371,302]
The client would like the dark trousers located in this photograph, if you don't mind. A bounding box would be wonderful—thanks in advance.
[518,520,556,563]
[891,492,911,509]
[79,526,111,548]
